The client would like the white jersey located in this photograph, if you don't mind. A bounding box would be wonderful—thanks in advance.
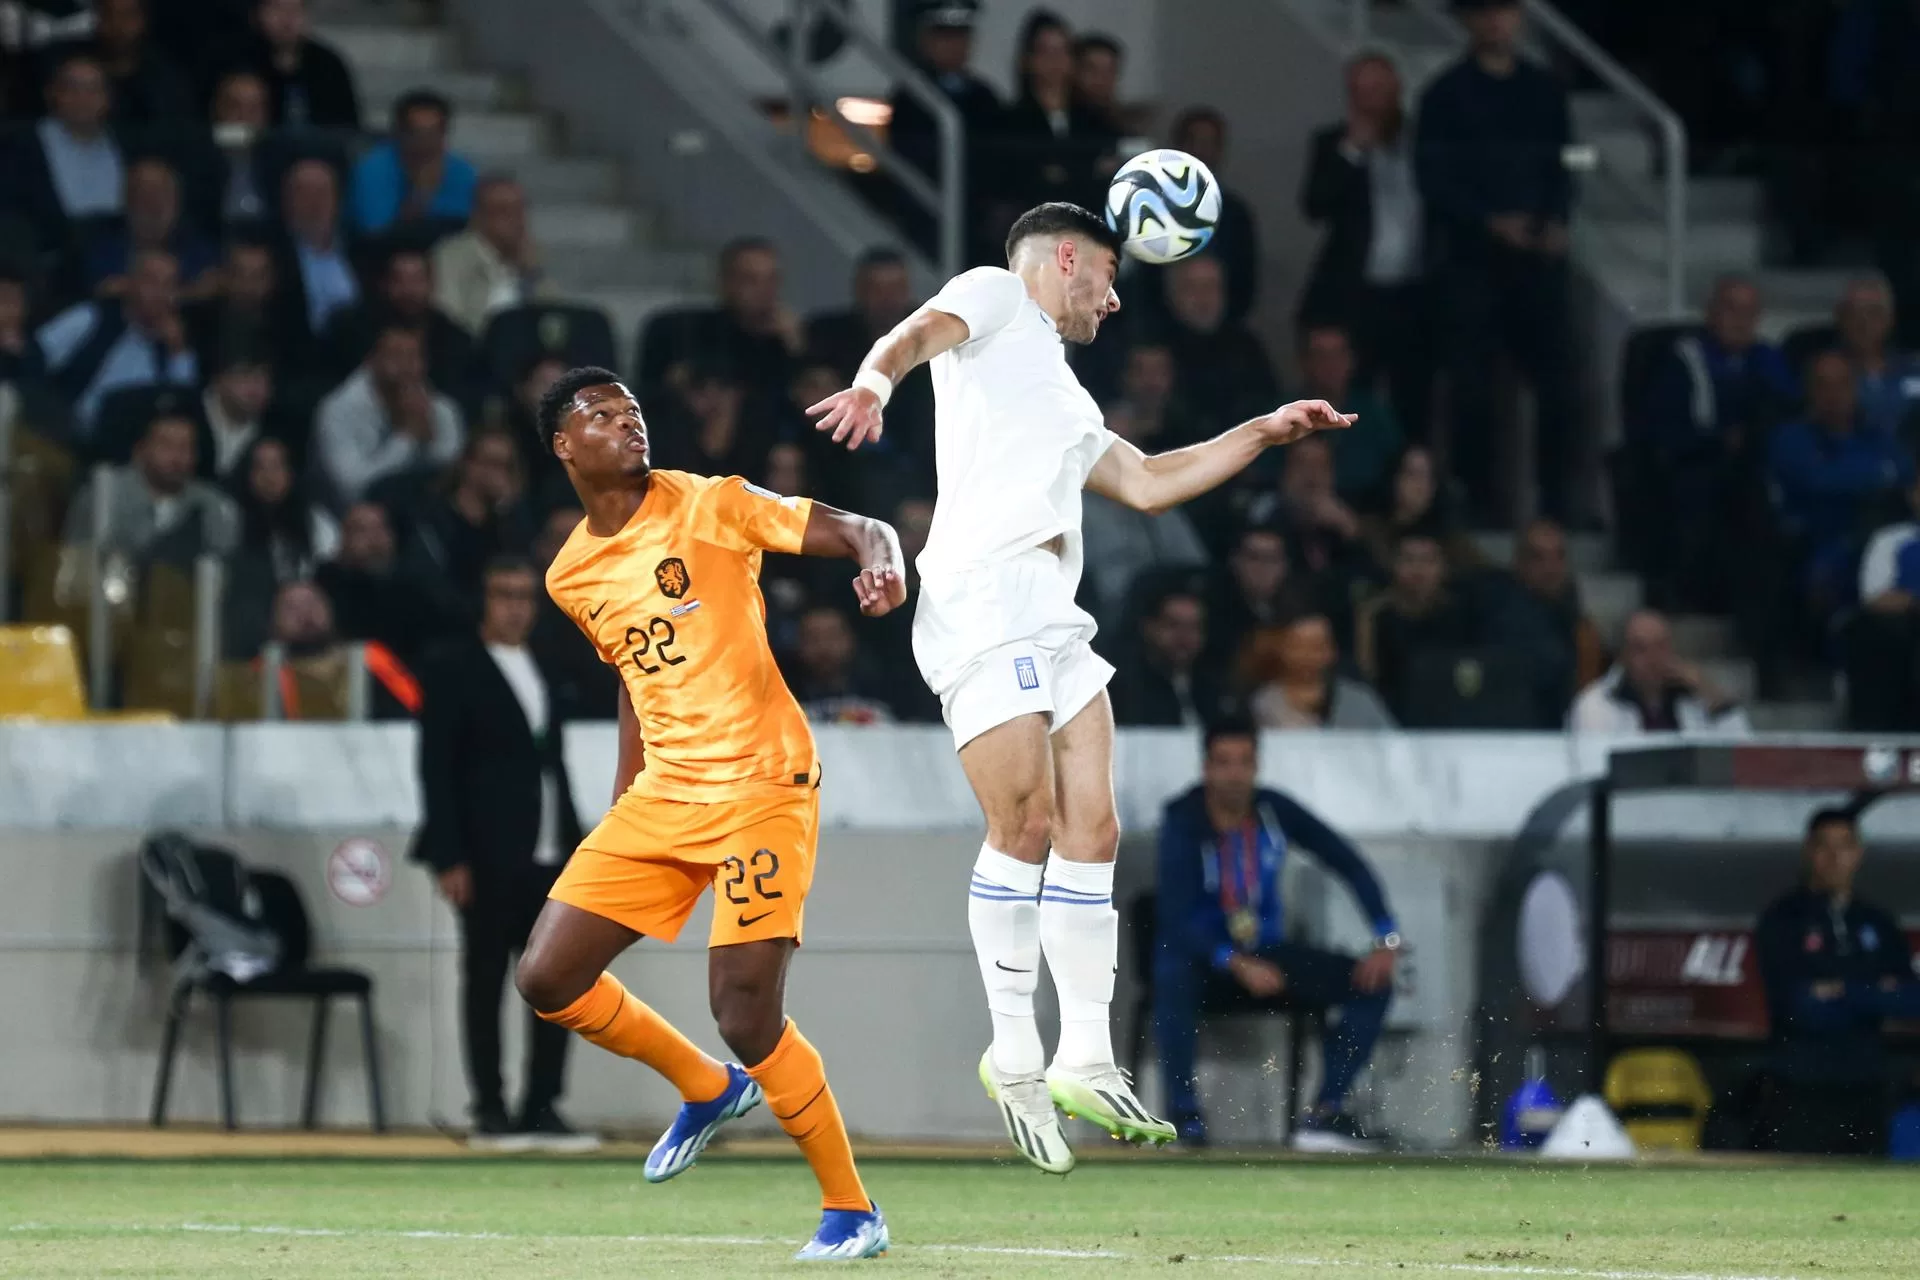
[915,267,1116,590]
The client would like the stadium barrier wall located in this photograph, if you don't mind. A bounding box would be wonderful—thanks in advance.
[7,724,1919,1147]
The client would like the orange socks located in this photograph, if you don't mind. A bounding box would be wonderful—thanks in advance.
[747,1019,871,1212]
[539,973,729,1104]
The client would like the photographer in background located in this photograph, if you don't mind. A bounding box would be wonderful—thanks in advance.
[413,556,592,1151]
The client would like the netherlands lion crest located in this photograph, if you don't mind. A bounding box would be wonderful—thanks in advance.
[655,557,690,599]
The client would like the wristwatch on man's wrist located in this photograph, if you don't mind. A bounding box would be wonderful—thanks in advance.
[1373,931,1403,952]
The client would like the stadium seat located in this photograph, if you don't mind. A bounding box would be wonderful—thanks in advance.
[1604,1047,1713,1152]
[122,562,200,718]
[4,427,77,582]
[480,303,618,389]
[0,625,88,719]
[1617,323,1698,436]
[140,833,386,1132]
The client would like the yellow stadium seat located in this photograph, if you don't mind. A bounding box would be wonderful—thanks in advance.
[0,624,89,719]
[1604,1047,1714,1153]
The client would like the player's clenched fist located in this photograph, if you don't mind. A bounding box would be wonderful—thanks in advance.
[851,565,907,618]
[1255,399,1356,447]
[808,386,886,450]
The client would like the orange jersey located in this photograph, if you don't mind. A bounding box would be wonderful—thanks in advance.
[546,470,817,803]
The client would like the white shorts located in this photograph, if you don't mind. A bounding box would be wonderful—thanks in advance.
[912,548,1114,751]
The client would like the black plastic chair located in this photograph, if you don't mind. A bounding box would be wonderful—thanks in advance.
[141,835,386,1132]
[1126,893,1317,1137]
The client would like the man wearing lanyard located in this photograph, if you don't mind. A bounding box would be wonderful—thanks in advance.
[1152,716,1400,1149]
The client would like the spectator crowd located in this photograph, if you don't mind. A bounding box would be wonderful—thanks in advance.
[8,0,1920,732]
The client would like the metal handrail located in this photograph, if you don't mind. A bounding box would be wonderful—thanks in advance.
[1334,0,1690,316]
[699,0,964,278]
[0,384,14,626]
[1522,0,1686,315]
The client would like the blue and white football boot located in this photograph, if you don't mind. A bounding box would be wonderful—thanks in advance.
[795,1204,890,1261]
[642,1063,763,1183]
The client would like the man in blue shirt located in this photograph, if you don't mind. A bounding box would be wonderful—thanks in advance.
[348,89,477,237]
[1154,717,1399,1149]
[37,247,197,436]
[1769,349,1913,608]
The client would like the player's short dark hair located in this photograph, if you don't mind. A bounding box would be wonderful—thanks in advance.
[1806,807,1857,841]
[392,88,453,131]
[1073,32,1122,61]
[1005,202,1122,264]
[1203,714,1258,757]
[534,364,623,443]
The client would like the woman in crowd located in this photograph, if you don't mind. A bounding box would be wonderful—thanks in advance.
[1359,444,1479,575]
[230,434,339,582]
[1243,610,1396,730]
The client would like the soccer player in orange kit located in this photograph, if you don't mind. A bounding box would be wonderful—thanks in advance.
[513,366,902,1260]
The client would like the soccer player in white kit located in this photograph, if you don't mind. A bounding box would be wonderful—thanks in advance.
[810,204,1352,1172]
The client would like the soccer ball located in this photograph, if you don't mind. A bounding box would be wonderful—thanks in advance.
[1104,148,1222,265]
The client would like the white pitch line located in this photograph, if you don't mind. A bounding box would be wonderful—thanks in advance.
[2,1221,1808,1280]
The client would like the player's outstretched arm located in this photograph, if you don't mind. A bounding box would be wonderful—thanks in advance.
[800,502,910,617]
[1086,399,1355,515]
[807,307,970,451]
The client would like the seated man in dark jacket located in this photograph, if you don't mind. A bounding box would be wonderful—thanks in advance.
[1755,807,1920,1155]
[1153,717,1400,1149]
[1110,586,1236,728]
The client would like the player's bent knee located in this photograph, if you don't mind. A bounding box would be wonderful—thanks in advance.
[515,949,591,1015]
[712,994,784,1066]
[986,787,1053,861]
[1055,811,1120,863]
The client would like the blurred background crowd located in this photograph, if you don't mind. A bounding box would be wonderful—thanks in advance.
[5,0,1920,739]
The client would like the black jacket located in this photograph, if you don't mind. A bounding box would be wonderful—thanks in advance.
[411,636,584,877]
[1298,122,1382,325]
[1756,885,1917,1082]
[1415,54,1573,266]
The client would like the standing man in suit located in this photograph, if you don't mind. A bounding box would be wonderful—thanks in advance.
[1299,52,1429,441]
[414,555,594,1150]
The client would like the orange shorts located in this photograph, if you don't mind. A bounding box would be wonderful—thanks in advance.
[549,786,819,947]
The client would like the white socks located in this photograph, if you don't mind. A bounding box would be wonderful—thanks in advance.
[1039,852,1117,1071]
[969,844,1045,1076]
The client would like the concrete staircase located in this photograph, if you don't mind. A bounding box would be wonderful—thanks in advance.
[1470,531,1841,729]
[1285,0,1847,337]
[310,0,713,369]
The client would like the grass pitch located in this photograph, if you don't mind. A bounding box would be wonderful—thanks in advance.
[1,1154,1915,1278]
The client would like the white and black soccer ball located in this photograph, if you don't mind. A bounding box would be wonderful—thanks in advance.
[1103,148,1222,265]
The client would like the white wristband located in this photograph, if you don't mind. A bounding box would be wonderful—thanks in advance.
[852,368,893,408]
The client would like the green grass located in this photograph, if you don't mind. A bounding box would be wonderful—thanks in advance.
[1,1156,1916,1278]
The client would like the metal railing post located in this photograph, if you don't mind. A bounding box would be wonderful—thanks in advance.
[693,0,964,278]
[0,384,15,626]
[261,641,285,720]
[345,641,370,722]
[1662,118,1688,317]
[1522,0,1690,316]
[787,0,809,149]
[86,464,111,709]
[191,554,223,719]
